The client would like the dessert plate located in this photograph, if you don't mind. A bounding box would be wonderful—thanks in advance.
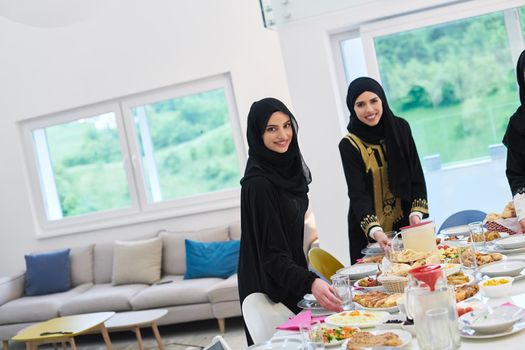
[336,263,378,280]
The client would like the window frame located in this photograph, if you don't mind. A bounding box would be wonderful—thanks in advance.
[19,73,245,238]
[331,0,525,167]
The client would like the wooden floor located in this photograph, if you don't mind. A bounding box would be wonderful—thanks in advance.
[7,317,247,350]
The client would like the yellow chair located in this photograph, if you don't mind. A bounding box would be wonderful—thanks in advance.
[308,247,344,282]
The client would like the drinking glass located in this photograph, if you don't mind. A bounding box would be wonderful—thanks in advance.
[468,221,486,251]
[300,320,325,350]
[331,274,353,311]
[426,308,454,350]
[458,243,478,273]
[385,230,402,261]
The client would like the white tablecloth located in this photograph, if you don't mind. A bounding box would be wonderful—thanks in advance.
[266,278,525,349]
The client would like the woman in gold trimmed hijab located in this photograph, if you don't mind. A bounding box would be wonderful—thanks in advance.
[339,77,429,263]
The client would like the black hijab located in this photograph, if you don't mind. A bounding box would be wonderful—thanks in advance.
[503,50,525,155]
[241,97,311,195]
[346,77,411,201]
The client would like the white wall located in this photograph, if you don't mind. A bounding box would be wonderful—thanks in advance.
[0,0,292,275]
[274,0,515,265]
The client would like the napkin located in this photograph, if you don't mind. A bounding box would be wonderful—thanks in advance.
[275,310,326,330]
[485,218,519,235]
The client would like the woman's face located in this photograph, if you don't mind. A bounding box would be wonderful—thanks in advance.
[263,111,293,153]
[354,91,383,127]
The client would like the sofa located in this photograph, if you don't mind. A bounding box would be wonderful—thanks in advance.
[0,222,244,348]
[0,212,319,348]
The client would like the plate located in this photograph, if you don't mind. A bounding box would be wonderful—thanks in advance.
[444,263,461,276]
[459,320,525,339]
[458,305,525,333]
[364,242,383,254]
[336,263,378,280]
[303,294,316,302]
[353,301,398,313]
[375,314,406,330]
[448,271,475,287]
[325,310,389,328]
[479,259,525,277]
[353,278,384,291]
[247,337,302,349]
[297,299,324,310]
[485,245,525,254]
[340,329,412,349]
[441,225,470,236]
[360,247,385,256]
[317,325,360,347]
[496,235,525,249]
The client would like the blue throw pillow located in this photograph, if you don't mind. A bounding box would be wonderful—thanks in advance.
[184,239,240,279]
[24,248,71,296]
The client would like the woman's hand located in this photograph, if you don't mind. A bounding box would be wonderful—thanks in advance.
[311,278,343,312]
[409,214,422,226]
[374,230,391,253]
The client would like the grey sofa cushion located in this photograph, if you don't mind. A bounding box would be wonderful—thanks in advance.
[159,226,229,275]
[130,275,221,310]
[70,244,94,287]
[93,242,115,284]
[59,283,147,315]
[207,274,239,303]
[0,283,92,325]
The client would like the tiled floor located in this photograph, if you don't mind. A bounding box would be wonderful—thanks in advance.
[7,317,248,350]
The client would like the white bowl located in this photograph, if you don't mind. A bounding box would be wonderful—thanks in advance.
[495,235,525,249]
[478,276,514,298]
[336,263,378,280]
[459,305,524,333]
[479,260,525,277]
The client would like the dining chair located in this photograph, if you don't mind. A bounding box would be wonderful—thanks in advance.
[308,247,344,282]
[241,292,294,344]
[438,210,487,234]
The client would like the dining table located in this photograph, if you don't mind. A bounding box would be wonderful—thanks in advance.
[263,262,525,349]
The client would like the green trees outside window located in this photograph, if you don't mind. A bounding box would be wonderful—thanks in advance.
[373,11,516,164]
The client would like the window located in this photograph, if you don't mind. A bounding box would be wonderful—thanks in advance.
[338,1,525,166]
[21,74,244,236]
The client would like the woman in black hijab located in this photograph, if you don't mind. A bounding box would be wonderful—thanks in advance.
[338,77,429,264]
[503,50,525,233]
[238,97,341,345]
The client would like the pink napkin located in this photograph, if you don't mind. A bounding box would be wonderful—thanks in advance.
[276,310,326,331]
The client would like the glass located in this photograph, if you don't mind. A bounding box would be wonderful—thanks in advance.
[34,113,131,219]
[300,320,325,350]
[372,11,515,165]
[132,88,241,202]
[385,230,402,261]
[331,274,353,311]
[468,221,486,251]
[425,308,454,350]
[458,243,478,273]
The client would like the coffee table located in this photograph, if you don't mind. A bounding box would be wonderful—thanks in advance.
[105,309,167,350]
[11,312,114,350]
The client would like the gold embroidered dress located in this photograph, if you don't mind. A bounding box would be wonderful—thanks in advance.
[339,132,428,263]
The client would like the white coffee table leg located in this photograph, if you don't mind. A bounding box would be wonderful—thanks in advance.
[151,321,164,350]
[99,325,112,350]
[133,327,144,350]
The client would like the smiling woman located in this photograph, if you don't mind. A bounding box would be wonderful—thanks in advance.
[339,77,429,264]
[262,111,293,153]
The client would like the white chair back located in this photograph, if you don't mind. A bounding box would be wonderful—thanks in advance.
[242,292,295,344]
